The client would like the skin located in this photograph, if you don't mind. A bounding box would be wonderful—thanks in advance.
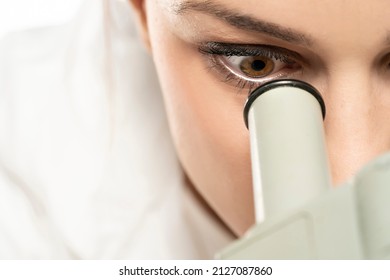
[129,0,390,236]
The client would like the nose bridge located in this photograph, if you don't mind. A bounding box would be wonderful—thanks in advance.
[324,65,372,133]
[322,66,387,185]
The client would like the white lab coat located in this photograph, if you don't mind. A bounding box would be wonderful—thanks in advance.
[0,0,233,259]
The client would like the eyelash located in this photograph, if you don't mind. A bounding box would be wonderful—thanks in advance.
[198,42,303,94]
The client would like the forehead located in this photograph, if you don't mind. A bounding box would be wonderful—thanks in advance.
[164,0,390,29]
[161,0,390,53]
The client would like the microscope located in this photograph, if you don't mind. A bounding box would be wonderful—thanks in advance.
[218,80,390,259]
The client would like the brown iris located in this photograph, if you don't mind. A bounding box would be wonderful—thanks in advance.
[239,56,275,78]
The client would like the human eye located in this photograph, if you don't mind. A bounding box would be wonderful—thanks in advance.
[199,42,303,94]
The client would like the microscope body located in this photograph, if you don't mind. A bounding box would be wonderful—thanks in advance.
[218,154,390,259]
[218,80,390,260]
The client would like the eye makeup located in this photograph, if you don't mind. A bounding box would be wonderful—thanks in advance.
[198,42,304,94]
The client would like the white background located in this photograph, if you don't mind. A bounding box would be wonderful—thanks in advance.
[0,0,82,39]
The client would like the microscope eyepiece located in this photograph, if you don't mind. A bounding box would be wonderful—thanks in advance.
[243,79,326,129]
[244,78,330,223]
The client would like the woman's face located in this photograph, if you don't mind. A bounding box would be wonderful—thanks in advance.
[133,0,390,235]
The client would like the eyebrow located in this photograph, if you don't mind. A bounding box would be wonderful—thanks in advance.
[174,0,313,46]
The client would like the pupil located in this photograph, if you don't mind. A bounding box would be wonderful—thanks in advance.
[251,60,266,71]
